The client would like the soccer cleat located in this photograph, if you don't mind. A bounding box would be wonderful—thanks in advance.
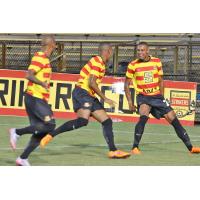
[190,147,200,154]
[40,134,53,148]
[131,147,141,155]
[16,157,31,166]
[9,128,20,150]
[108,150,131,159]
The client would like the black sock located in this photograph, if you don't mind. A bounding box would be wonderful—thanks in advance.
[133,115,149,149]
[16,126,35,135]
[16,122,55,136]
[51,118,88,137]
[20,134,42,159]
[102,118,117,151]
[171,117,193,151]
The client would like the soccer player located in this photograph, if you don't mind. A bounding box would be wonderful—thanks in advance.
[124,41,200,154]
[40,43,130,159]
[9,35,57,166]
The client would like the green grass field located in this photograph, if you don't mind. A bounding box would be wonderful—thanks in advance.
[1,116,200,166]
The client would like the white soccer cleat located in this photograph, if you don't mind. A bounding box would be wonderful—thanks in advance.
[9,128,20,150]
[16,157,31,166]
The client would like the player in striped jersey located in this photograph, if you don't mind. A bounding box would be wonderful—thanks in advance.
[9,35,56,166]
[40,43,130,159]
[124,41,200,154]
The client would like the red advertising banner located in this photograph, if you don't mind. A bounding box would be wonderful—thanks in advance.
[0,69,197,126]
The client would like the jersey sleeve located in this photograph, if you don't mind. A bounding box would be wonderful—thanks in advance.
[28,55,44,73]
[126,63,135,79]
[157,59,163,76]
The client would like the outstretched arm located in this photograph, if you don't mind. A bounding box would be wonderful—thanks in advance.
[89,75,116,108]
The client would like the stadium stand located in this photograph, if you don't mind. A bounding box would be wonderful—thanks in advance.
[1,33,200,80]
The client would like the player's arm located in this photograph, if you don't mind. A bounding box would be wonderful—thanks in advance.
[89,75,116,107]
[158,75,164,96]
[157,59,164,96]
[26,70,48,89]
[124,77,136,111]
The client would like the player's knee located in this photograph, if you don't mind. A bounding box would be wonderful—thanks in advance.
[137,115,149,126]
[34,120,56,135]
[139,110,150,116]
[165,110,176,123]
[139,105,151,116]
[102,118,113,127]
[77,117,89,127]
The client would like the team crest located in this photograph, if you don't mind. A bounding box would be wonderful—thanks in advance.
[84,102,91,107]
[44,115,51,122]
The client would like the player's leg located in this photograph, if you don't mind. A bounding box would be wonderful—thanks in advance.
[16,134,45,166]
[17,95,55,135]
[15,118,55,165]
[51,87,96,137]
[15,118,55,166]
[49,108,90,137]
[91,99,130,158]
[92,109,117,151]
[15,120,55,137]
[92,109,130,158]
[9,94,35,149]
[147,94,199,153]
[15,97,55,165]
[9,94,55,150]
[40,108,91,147]
[164,110,200,153]
[40,87,92,147]
[10,94,55,137]
[131,103,150,154]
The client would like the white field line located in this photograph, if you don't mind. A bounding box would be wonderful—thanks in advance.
[1,139,200,151]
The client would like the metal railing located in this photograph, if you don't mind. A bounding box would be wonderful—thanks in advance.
[1,40,200,81]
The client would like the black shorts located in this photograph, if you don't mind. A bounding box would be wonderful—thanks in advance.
[137,94,173,119]
[72,86,104,113]
[24,93,55,125]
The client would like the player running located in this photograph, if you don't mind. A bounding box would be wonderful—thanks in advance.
[40,43,130,159]
[9,35,56,166]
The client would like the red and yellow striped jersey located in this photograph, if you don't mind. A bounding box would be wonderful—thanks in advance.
[126,56,163,96]
[26,51,52,102]
[76,56,105,96]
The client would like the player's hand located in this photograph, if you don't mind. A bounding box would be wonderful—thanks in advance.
[41,81,49,90]
[104,98,117,108]
[128,101,137,112]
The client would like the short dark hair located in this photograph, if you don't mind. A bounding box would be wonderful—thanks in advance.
[137,41,149,48]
